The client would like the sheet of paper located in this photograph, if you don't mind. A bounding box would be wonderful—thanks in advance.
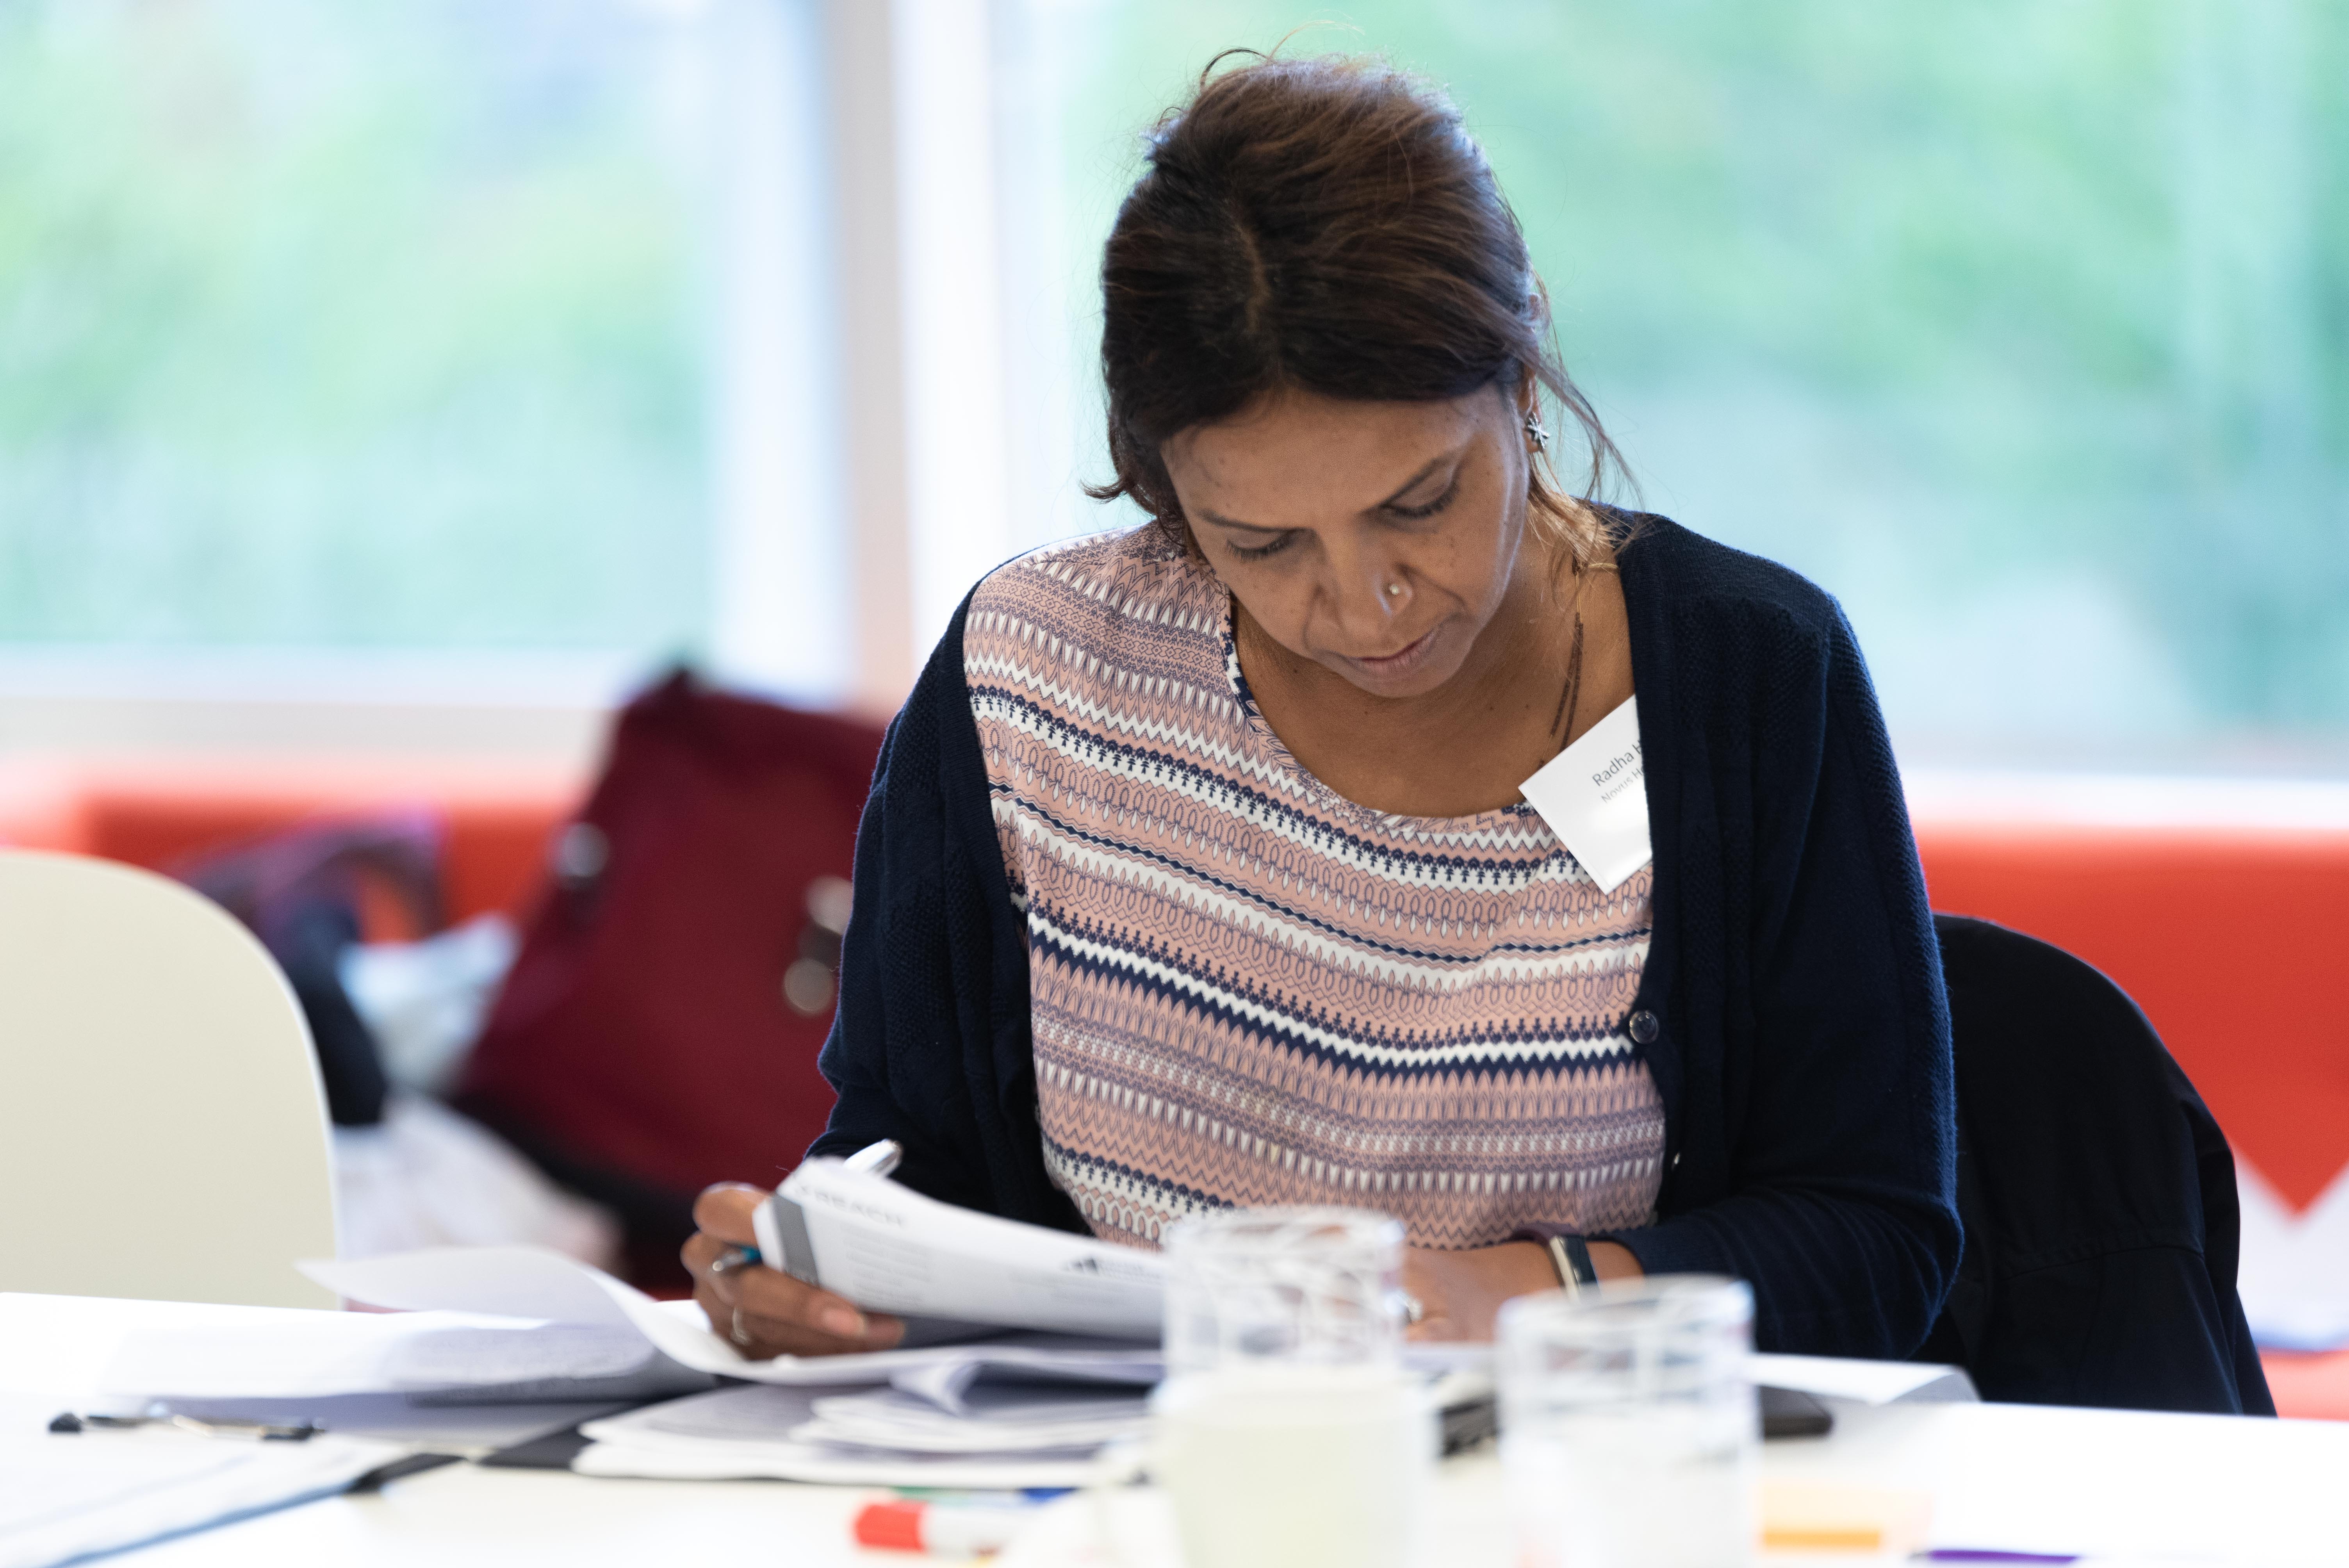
[0,1424,403,1568]
[886,1342,1162,1413]
[575,1385,1116,1489]
[100,1311,466,1399]
[1751,1353,1976,1405]
[303,1248,651,1331]
[153,1394,635,1459]
[101,1304,703,1404]
[302,1247,776,1384]
[593,1383,842,1444]
[1517,697,1652,894]
[570,1435,1113,1489]
[800,1385,1148,1455]
[760,1160,1165,1340]
[301,1247,1159,1389]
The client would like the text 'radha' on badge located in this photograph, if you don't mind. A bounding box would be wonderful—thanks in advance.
[1518,697,1652,895]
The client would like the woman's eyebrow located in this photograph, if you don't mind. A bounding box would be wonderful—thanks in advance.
[1196,509,1283,533]
[1198,454,1459,533]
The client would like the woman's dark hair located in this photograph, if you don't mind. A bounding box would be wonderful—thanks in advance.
[1091,52,1620,565]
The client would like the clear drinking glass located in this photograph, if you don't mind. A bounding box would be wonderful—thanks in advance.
[1150,1207,1433,1568]
[1497,1276,1757,1568]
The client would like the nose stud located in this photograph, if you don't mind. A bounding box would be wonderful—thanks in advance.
[1384,581,1404,598]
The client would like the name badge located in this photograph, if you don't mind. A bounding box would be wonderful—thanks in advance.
[1519,697,1651,894]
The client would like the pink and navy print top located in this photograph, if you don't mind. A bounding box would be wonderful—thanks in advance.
[966,526,1665,1252]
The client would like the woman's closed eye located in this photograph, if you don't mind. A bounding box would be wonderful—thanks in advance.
[1226,530,1297,561]
[1383,473,1461,522]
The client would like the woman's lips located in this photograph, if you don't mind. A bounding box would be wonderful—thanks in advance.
[1347,625,1439,676]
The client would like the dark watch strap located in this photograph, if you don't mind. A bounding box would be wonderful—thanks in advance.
[1543,1234,1600,1299]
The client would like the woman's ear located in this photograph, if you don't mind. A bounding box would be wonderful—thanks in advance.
[1505,371,1540,430]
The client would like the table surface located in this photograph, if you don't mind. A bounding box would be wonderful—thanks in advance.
[7,1294,2346,1567]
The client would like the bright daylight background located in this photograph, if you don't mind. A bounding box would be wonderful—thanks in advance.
[2,0,2345,773]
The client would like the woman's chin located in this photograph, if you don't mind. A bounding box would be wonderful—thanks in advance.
[1328,626,1467,699]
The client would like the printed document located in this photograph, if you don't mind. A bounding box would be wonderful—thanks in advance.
[757,1157,1164,1340]
[0,1425,403,1568]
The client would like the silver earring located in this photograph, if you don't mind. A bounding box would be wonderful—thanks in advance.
[1524,411,1551,451]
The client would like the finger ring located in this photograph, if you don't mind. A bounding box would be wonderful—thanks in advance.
[730,1306,754,1348]
[1398,1292,1426,1326]
[709,1245,755,1277]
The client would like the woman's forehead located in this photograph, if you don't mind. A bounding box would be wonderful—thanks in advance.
[1167,389,1495,509]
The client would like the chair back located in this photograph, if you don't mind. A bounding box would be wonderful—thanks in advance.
[1921,913,2271,1414]
[0,848,337,1306]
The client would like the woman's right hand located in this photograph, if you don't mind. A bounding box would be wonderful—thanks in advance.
[681,1183,906,1359]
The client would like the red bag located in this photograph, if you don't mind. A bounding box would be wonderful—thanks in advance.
[457,670,883,1288]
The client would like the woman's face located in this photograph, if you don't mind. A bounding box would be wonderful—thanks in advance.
[1159,384,1536,701]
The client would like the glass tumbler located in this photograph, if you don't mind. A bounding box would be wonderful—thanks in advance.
[1497,1276,1757,1568]
[1150,1207,1433,1568]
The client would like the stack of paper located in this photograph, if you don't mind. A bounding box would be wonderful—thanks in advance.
[273,1222,1976,1490]
[573,1333,1166,1486]
[573,1379,1150,1488]
[287,1246,1166,1485]
[87,1297,710,1460]
[801,1381,1148,1453]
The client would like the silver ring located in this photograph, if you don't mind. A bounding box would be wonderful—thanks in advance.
[1399,1292,1426,1326]
[708,1245,755,1277]
[730,1306,754,1348]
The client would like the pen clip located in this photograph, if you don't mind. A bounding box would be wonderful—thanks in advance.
[53,1410,318,1441]
[844,1139,904,1180]
[169,1413,320,1442]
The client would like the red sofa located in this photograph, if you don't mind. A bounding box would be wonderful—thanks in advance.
[0,757,582,929]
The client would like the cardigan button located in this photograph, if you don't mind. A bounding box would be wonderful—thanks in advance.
[1629,1010,1660,1046]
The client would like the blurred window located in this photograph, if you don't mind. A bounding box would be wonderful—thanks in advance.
[1021,1,2349,769]
[0,0,846,701]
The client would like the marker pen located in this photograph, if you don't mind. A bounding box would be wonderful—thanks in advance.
[853,1499,1034,1557]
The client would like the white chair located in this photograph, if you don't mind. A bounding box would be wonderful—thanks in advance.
[0,848,337,1307]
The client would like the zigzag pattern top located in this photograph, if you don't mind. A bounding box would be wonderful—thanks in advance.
[968,527,1664,1253]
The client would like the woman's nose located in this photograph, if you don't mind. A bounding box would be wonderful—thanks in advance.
[1320,545,1407,638]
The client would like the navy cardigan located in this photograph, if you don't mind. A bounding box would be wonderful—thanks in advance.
[814,515,1962,1358]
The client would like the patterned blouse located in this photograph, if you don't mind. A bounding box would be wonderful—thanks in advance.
[966,526,1665,1252]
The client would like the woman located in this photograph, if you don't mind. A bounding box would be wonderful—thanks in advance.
[686,53,1959,1359]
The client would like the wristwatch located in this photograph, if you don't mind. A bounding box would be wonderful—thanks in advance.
[1544,1234,1600,1301]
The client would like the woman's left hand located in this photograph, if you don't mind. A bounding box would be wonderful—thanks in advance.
[1401,1239,1644,1342]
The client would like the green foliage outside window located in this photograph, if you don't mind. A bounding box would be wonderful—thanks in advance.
[1057,1,2349,756]
[0,1,709,652]
[5,0,2344,761]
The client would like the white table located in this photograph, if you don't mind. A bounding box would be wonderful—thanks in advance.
[7,1294,2346,1566]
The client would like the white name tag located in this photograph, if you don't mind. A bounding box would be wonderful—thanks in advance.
[1519,697,1652,894]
